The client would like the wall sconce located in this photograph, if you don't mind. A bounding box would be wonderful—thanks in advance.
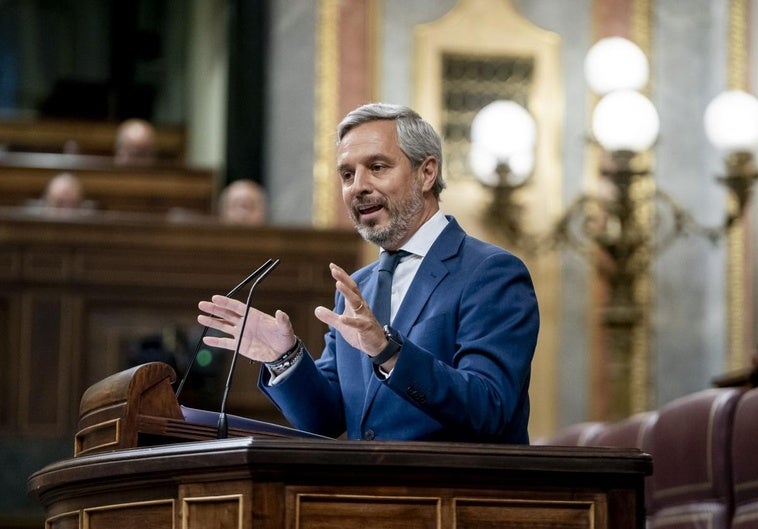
[704,88,758,374]
[469,100,537,248]
[557,37,666,269]
[468,36,758,418]
[470,40,758,261]
[704,89,758,227]
[555,88,663,268]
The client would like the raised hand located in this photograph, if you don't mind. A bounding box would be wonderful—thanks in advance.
[314,263,387,357]
[197,295,296,363]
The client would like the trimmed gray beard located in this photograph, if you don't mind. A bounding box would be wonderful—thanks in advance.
[354,180,424,249]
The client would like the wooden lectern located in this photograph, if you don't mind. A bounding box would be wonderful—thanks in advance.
[29,363,652,529]
[73,362,323,457]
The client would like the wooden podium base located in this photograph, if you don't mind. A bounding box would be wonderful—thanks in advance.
[28,362,651,529]
[30,436,650,529]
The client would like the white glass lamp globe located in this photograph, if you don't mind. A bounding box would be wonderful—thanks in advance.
[592,90,660,152]
[469,100,537,185]
[468,144,535,187]
[584,37,649,95]
[507,150,536,181]
[471,100,537,157]
[703,90,758,154]
[470,100,537,160]
[468,143,499,186]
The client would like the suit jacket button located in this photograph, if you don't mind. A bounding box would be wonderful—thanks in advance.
[363,429,376,440]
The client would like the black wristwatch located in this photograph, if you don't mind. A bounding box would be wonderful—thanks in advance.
[371,325,403,365]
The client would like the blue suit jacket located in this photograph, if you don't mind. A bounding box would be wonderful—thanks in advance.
[260,217,539,443]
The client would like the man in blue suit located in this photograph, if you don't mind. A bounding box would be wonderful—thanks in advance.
[198,103,539,444]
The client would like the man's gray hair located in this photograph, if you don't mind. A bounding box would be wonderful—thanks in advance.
[337,103,446,198]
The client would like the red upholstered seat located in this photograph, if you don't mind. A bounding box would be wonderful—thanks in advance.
[594,411,658,515]
[731,387,758,529]
[650,387,742,529]
[593,410,657,449]
[538,421,607,446]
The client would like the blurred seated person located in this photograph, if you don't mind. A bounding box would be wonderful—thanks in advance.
[23,172,96,217]
[219,179,267,226]
[114,118,157,166]
[44,172,85,209]
[62,139,81,154]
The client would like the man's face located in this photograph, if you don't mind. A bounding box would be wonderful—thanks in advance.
[336,120,430,250]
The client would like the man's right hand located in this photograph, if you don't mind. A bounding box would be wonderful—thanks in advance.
[197,295,296,363]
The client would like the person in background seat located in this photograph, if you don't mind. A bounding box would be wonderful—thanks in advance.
[43,172,85,209]
[22,172,96,218]
[114,118,157,166]
[218,179,268,226]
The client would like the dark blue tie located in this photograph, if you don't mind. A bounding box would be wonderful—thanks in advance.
[373,250,409,326]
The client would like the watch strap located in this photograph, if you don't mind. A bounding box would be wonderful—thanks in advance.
[371,325,402,365]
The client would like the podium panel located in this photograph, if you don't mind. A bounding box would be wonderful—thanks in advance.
[289,490,603,529]
[29,437,651,529]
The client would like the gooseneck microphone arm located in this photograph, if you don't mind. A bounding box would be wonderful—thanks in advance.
[217,258,280,439]
[175,258,275,399]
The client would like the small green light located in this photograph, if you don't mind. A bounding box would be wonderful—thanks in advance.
[197,349,213,367]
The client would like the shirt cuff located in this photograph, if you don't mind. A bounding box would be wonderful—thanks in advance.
[266,352,305,385]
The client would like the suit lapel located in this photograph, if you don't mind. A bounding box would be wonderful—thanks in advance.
[394,218,463,335]
[392,258,447,336]
[359,218,465,422]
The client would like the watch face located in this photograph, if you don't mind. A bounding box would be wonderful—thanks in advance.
[384,325,400,343]
[373,325,402,365]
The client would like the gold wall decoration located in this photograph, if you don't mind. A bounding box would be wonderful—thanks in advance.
[627,0,653,419]
[584,0,654,421]
[312,0,340,228]
[726,0,752,370]
[440,54,534,185]
[413,0,563,438]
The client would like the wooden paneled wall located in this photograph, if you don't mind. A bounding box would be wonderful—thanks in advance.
[0,211,364,437]
[0,152,216,214]
[0,119,185,159]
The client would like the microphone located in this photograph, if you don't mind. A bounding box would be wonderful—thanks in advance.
[217,258,280,439]
[175,258,275,399]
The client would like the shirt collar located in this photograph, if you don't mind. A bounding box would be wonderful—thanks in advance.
[382,210,448,258]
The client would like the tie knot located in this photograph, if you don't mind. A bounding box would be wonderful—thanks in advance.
[378,250,410,273]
